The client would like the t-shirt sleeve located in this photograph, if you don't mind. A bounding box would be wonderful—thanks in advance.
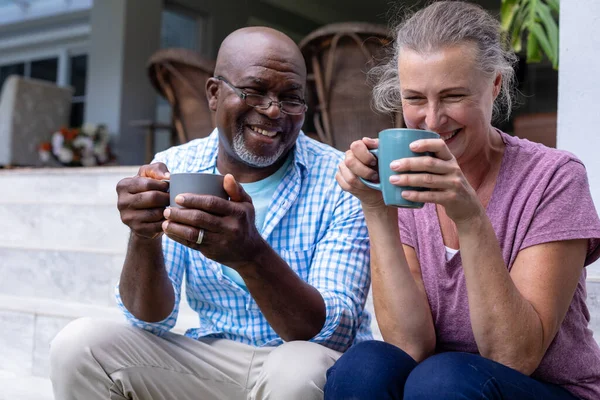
[521,159,600,266]
[398,208,417,249]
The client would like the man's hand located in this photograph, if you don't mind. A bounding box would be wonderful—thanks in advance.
[162,174,266,268]
[117,163,170,239]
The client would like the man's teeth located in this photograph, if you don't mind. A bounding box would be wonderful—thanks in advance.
[441,129,459,141]
[250,126,278,137]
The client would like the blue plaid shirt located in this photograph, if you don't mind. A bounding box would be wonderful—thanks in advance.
[116,129,372,351]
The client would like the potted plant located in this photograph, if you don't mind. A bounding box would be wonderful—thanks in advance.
[501,0,559,69]
[38,123,115,167]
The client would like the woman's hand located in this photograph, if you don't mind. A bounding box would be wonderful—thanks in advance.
[390,138,483,223]
[336,137,386,210]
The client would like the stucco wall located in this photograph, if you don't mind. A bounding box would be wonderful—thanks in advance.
[557,0,600,276]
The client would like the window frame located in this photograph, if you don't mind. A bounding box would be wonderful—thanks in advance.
[0,43,89,127]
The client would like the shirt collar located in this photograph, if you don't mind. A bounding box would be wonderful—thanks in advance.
[194,128,219,173]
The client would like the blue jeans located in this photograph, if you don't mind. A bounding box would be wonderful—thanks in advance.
[324,341,579,400]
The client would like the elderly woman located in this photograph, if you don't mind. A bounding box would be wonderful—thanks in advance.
[325,2,600,400]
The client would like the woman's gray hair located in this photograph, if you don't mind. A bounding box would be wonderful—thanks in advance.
[371,1,519,122]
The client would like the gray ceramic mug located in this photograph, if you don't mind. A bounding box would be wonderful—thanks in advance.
[359,128,440,208]
[166,173,228,208]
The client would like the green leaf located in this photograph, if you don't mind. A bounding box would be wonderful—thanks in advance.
[538,3,558,53]
[511,23,523,53]
[499,0,560,68]
[508,1,529,52]
[523,0,537,28]
[529,22,555,64]
[526,30,542,63]
[537,2,559,67]
[546,0,559,14]
[501,0,520,31]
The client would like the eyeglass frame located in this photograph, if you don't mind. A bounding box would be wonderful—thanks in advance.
[214,75,308,115]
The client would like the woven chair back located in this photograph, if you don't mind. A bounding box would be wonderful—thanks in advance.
[148,48,215,144]
[299,22,402,151]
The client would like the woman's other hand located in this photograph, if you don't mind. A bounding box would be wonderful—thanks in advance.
[336,137,386,210]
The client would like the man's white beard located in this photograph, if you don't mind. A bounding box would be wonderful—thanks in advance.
[232,130,285,168]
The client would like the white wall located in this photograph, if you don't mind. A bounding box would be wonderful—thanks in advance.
[0,8,91,88]
[84,1,125,142]
[557,0,600,202]
[557,0,600,277]
[0,0,91,26]
[85,0,162,165]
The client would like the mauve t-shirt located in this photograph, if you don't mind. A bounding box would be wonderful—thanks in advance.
[398,131,600,399]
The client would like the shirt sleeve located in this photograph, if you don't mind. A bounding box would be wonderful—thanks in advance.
[114,151,187,335]
[521,159,600,266]
[307,187,371,352]
[398,208,418,249]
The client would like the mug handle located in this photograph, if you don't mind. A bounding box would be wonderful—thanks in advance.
[161,179,170,193]
[358,149,382,191]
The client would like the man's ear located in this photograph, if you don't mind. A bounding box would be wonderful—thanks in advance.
[206,77,219,112]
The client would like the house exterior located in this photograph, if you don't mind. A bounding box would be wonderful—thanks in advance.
[1,0,561,165]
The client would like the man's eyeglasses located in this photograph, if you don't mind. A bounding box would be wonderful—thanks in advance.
[215,75,308,116]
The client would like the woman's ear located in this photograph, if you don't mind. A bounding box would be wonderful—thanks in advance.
[206,77,219,112]
[492,73,502,100]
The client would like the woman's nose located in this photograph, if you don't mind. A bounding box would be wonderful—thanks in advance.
[424,104,447,132]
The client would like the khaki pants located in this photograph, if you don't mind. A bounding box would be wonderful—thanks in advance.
[49,318,342,400]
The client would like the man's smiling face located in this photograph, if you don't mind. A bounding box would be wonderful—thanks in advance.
[209,30,306,168]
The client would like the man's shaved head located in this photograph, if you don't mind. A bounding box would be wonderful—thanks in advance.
[215,26,306,80]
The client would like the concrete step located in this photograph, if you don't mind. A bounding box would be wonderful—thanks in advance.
[0,166,136,254]
[0,203,130,254]
[0,246,123,307]
[0,166,138,206]
[0,294,197,379]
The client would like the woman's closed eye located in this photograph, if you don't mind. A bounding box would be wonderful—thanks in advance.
[403,96,427,104]
[444,94,465,101]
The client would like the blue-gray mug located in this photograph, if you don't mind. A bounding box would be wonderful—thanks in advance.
[359,128,440,208]
[164,173,227,208]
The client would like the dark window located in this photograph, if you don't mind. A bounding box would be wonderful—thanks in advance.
[161,9,199,50]
[69,54,88,127]
[30,57,58,83]
[0,62,25,91]
[69,102,85,128]
[69,54,87,97]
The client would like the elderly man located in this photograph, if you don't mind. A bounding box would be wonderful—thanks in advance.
[49,27,371,400]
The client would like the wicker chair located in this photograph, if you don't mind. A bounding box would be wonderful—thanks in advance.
[134,48,215,162]
[299,22,402,151]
